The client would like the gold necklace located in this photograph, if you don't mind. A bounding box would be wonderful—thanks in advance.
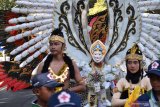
[128,79,142,97]
[92,62,104,72]
[48,64,69,83]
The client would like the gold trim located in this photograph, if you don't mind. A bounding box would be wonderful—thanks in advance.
[89,11,108,43]
[78,78,85,84]
[88,92,98,107]
[126,44,143,60]
[55,87,63,92]
[90,40,107,57]
[126,54,143,60]
[130,44,137,55]
[48,64,69,83]
[89,0,107,16]
[49,35,65,43]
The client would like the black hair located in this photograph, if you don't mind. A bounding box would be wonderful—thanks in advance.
[42,54,53,73]
[63,53,75,79]
[50,28,64,37]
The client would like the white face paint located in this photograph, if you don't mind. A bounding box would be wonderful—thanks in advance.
[92,51,104,63]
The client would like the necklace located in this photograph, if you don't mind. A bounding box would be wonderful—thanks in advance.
[48,64,69,83]
[128,78,144,97]
[92,62,104,72]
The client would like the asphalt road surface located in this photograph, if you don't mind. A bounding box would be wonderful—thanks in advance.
[0,87,36,107]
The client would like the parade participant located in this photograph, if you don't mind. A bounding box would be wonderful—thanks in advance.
[48,90,81,107]
[8,64,20,78]
[37,28,86,92]
[81,40,119,107]
[111,44,152,107]
[135,60,160,107]
[31,73,64,107]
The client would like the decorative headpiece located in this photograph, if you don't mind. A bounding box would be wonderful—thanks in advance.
[49,28,65,43]
[49,35,65,43]
[90,40,107,56]
[126,44,143,60]
[89,0,107,16]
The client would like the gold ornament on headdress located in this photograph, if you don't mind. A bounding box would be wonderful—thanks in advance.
[126,44,143,60]
[89,0,107,16]
[130,45,137,55]
[90,40,107,57]
[49,35,65,43]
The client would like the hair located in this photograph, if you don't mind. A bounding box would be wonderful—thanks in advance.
[50,28,64,37]
[125,60,144,84]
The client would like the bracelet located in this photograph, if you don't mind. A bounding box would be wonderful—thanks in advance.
[78,78,85,84]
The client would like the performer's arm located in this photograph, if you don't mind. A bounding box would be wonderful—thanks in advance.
[37,62,44,74]
[111,78,127,106]
[145,77,152,91]
[112,92,127,106]
[31,62,44,78]
[69,61,86,92]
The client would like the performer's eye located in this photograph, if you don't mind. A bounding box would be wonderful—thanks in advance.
[128,61,139,64]
[49,42,53,46]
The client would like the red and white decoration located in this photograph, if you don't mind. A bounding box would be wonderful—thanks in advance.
[152,61,159,69]
[58,92,71,103]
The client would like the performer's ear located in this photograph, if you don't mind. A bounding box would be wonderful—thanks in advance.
[62,44,66,51]
[33,88,40,96]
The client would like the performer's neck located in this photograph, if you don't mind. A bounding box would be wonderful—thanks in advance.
[53,53,64,61]
[93,61,104,68]
[37,100,47,107]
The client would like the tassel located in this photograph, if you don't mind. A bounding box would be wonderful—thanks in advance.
[125,86,141,107]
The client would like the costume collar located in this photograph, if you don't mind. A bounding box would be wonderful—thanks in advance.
[32,100,42,107]
[152,90,159,101]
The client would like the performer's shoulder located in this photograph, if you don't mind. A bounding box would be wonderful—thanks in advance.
[118,78,126,82]
[141,76,150,82]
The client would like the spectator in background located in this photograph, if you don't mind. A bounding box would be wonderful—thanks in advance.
[31,73,64,107]
[48,90,81,107]
[135,60,160,107]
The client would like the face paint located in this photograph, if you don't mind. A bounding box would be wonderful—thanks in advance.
[90,40,107,63]
[92,50,104,63]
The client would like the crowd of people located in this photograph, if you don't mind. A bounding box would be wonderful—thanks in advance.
[30,28,160,107]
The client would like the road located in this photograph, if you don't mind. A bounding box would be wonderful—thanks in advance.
[0,87,36,107]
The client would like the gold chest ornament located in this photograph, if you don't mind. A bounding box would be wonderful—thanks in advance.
[48,64,69,83]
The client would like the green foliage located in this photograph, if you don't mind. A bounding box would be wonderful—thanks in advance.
[0,0,15,10]
[0,52,2,57]
[0,51,10,57]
